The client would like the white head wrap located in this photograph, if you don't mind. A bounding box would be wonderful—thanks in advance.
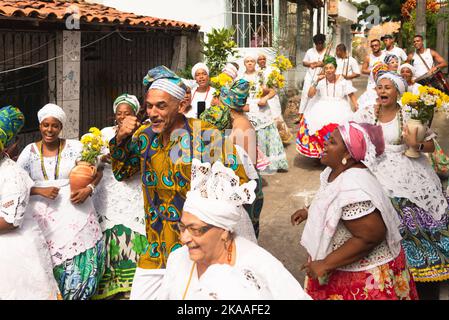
[243,52,258,62]
[113,93,140,114]
[222,63,239,80]
[398,63,416,77]
[150,79,186,101]
[376,72,408,96]
[191,62,209,79]
[37,103,66,126]
[183,159,257,232]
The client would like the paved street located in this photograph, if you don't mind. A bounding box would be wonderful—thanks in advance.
[257,75,449,286]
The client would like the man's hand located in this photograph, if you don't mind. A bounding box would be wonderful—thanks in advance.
[116,116,141,144]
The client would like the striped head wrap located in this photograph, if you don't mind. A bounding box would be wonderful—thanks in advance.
[0,105,25,151]
[371,62,389,82]
[113,93,140,114]
[376,71,408,96]
[384,54,399,65]
[143,65,187,101]
[219,79,250,112]
[222,63,239,80]
[323,55,337,68]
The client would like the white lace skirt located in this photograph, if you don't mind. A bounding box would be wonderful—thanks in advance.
[304,97,354,134]
[357,88,378,110]
[0,214,60,299]
[93,167,146,236]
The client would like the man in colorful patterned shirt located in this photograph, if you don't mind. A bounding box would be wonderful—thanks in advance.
[110,66,250,299]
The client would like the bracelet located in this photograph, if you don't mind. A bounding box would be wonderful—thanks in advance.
[87,184,95,195]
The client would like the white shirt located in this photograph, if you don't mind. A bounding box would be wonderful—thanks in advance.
[412,49,434,78]
[336,56,361,77]
[303,47,326,79]
[185,86,216,119]
[158,236,311,300]
[383,46,408,63]
[367,52,386,88]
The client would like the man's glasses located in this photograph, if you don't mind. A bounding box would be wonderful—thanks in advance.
[178,222,214,237]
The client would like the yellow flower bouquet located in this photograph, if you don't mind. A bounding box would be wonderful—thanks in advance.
[210,72,234,96]
[401,85,449,124]
[79,127,107,165]
[264,55,292,90]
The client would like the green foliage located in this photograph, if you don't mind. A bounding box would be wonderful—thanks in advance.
[177,63,194,79]
[202,28,238,77]
[401,10,438,53]
[354,0,406,30]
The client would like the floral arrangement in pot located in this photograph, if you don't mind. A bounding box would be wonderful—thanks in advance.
[401,86,449,157]
[69,127,106,192]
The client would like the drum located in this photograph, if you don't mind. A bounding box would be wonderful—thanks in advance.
[415,70,449,95]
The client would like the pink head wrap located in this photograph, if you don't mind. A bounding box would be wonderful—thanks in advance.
[337,121,385,162]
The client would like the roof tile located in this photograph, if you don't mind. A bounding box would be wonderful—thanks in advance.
[0,0,199,30]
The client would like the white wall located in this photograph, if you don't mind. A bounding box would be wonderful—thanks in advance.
[93,0,228,34]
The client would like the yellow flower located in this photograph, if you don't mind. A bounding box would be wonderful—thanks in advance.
[89,127,101,137]
[401,92,419,106]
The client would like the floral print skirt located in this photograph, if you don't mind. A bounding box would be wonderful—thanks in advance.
[53,239,106,300]
[92,224,149,300]
[392,195,449,282]
[257,123,288,172]
[305,250,419,300]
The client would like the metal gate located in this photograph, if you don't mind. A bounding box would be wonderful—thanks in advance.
[80,31,174,134]
[0,30,57,149]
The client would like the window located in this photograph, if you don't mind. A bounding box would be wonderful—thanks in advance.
[228,0,274,48]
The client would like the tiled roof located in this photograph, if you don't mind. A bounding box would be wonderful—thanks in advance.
[0,0,200,30]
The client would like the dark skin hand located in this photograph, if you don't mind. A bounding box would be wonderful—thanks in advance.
[302,210,387,279]
[0,217,16,234]
[31,186,60,200]
[70,170,103,204]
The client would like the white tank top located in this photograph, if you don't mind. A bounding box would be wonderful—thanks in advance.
[367,52,386,88]
[413,49,434,78]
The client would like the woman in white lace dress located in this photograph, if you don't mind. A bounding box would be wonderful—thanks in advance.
[292,121,417,300]
[353,72,449,289]
[0,105,60,300]
[158,160,310,300]
[17,104,105,300]
[92,94,148,299]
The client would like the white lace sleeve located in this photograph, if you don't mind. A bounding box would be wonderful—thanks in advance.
[341,200,376,221]
[343,79,357,96]
[352,105,375,124]
[16,143,32,174]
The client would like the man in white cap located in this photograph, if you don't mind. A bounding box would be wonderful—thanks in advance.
[110,65,251,300]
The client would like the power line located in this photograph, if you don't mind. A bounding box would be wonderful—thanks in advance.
[0,29,124,75]
[0,37,56,65]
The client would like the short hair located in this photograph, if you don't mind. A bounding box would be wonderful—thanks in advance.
[370,39,381,44]
[414,34,424,40]
[313,33,326,44]
[336,44,346,52]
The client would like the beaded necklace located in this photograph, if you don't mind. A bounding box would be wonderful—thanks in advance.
[325,77,336,97]
[374,103,403,144]
[39,139,62,180]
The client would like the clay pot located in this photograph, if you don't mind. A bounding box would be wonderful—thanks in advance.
[69,161,97,192]
[404,119,427,158]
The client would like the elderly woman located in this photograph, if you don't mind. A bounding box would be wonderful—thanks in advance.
[185,62,216,119]
[296,56,358,158]
[353,72,449,297]
[292,121,418,300]
[158,159,310,299]
[399,63,421,95]
[241,53,288,173]
[17,103,105,300]
[0,106,60,300]
[92,94,148,300]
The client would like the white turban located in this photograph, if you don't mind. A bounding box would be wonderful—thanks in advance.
[37,103,66,126]
[222,63,239,80]
[243,52,258,62]
[183,159,257,233]
[376,72,408,96]
[191,62,209,79]
[398,63,416,77]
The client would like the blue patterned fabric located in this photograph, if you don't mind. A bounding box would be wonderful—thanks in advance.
[0,105,25,150]
[219,79,250,111]
[142,65,186,98]
[392,193,449,282]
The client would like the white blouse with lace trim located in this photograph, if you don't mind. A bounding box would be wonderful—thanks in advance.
[352,107,447,220]
[330,200,395,271]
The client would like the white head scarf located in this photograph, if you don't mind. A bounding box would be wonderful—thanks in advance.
[37,103,66,126]
[398,63,416,77]
[191,62,209,79]
[113,93,140,114]
[376,72,408,96]
[243,52,257,62]
[183,159,257,233]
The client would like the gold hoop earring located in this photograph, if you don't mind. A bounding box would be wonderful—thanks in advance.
[341,157,347,165]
